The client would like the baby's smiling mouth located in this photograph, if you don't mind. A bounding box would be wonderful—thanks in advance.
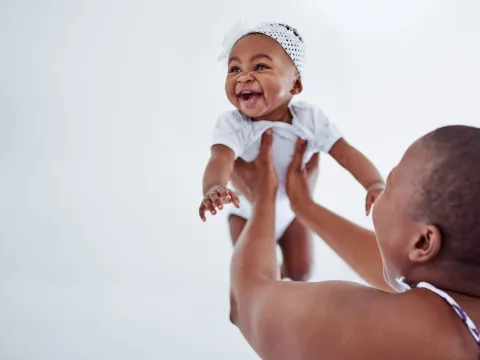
[238,90,263,102]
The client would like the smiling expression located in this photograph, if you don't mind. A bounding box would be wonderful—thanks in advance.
[225,34,302,121]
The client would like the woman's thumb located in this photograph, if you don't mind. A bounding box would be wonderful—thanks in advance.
[258,129,273,163]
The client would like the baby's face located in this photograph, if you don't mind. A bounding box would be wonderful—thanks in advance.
[225,34,302,120]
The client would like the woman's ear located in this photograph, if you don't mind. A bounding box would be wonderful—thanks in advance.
[290,77,303,95]
[408,224,442,263]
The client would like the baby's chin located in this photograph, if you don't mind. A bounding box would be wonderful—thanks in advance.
[237,105,268,119]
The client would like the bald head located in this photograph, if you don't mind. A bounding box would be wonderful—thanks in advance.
[411,125,480,266]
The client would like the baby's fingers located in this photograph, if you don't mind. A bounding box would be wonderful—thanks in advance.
[199,204,207,222]
[216,188,232,205]
[202,198,217,216]
[209,191,224,210]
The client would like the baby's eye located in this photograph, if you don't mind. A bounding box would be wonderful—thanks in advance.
[229,66,241,73]
[255,64,268,71]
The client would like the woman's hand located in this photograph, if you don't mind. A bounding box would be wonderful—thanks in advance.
[306,152,320,194]
[286,139,318,209]
[231,129,278,204]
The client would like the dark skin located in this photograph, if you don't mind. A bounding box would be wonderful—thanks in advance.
[200,33,384,280]
[230,150,320,280]
[199,33,310,280]
[229,131,480,360]
[199,33,303,222]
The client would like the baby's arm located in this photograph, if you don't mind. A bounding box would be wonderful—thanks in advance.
[329,139,384,214]
[329,138,384,189]
[203,144,235,194]
[306,104,383,214]
[199,144,240,221]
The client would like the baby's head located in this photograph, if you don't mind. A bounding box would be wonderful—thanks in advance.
[221,23,305,120]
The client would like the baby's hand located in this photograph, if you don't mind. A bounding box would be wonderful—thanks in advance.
[365,182,385,216]
[199,185,240,222]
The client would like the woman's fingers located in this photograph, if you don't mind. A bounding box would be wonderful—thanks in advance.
[258,129,274,164]
[291,138,308,172]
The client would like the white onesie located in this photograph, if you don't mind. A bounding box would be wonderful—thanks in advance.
[212,101,342,240]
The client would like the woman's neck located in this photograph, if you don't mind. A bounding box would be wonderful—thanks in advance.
[410,266,480,299]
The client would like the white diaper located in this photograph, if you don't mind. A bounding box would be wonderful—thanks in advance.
[229,193,295,241]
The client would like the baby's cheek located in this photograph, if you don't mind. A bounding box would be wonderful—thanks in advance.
[275,84,291,100]
[225,81,236,101]
[263,80,287,101]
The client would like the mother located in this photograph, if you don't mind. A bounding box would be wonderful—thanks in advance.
[228,126,480,359]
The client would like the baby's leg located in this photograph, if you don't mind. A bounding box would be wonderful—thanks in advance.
[278,218,314,282]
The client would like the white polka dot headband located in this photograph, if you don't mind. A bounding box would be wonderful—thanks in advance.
[218,21,306,77]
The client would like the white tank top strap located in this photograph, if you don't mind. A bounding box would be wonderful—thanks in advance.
[417,281,480,343]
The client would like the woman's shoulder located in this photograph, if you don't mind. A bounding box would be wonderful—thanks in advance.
[259,281,473,360]
[322,285,475,359]
[362,288,477,360]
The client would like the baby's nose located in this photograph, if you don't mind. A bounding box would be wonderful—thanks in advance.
[237,72,254,83]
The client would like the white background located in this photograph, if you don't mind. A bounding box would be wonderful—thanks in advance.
[1,1,480,359]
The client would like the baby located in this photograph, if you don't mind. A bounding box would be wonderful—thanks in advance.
[199,22,385,280]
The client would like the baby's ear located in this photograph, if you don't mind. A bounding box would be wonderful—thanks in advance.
[290,77,303,95]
